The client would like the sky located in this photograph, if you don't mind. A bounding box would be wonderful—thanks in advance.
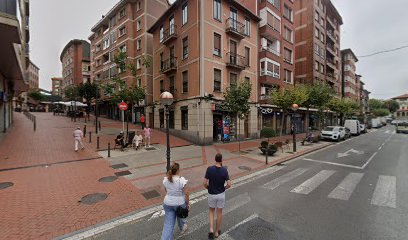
[31,0,407,99]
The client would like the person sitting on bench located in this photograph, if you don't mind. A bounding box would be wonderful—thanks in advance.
[303,130,314,144]
[115,131,129,149]
[133,131,143,150]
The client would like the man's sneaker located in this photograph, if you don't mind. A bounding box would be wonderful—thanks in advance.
[208,232,215,240]
[180,224,188,235]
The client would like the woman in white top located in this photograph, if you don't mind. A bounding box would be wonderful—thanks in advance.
[161,162,190,240]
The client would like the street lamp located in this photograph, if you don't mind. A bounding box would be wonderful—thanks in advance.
[160,91,174,172]
[291,103,299,152]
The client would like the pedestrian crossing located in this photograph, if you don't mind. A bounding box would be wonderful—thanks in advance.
[262,168,397,209]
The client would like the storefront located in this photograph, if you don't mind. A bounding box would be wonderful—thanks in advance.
[212,103,236,142]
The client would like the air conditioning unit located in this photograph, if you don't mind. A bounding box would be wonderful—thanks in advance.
[261,87,266,95]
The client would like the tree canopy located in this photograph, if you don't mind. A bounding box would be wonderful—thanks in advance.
[223,79,252,119]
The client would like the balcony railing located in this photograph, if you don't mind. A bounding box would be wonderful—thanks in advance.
[226,18,247,39]
[260,46,280,56]
[260,69,280,79]
[161,25,178,45]
[160,57,178,74]
[226,52,247,70]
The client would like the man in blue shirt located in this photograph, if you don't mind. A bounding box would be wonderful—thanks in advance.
[203,153,232,239]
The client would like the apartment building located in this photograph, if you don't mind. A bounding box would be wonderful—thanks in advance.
[392,93,408,120]
[60,39,91,96]
[148,0,260,145]
[89,0,169,124]
[1,0,30,132]
[28,60,39,89]
[360,81,370,114]
[294,0,343,95]
[51,77,62,96]
[341,48,359,101]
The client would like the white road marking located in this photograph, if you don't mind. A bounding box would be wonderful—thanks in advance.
[385,130,390,134]
[262,168,309,190]
[303,158,363,170]
[218,214,259,240]
[371,175,397,208]
[328,173,364,200]
[291,170,336,195]
[361,152,378,169]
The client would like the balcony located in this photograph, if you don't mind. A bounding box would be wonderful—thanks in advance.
[161,25,178,45]
[326,31,336,42]
[326,74,336,83]
[226,18,247,39]
[226,52,247,70]
[326,59,337,70]
[260,46,280,57]
[160,57,178,74]
[326,44,336,56]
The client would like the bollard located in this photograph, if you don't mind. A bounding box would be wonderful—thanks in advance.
[97,136,100,150]
[84,125,87,135]
[89,132,92,143]
[108,143,111,157]
[84,116,87,123]
[34,117,36,132]
[265,150,268,165]
[99,121,101,131]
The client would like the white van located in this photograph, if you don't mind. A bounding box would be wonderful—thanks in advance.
[344,120,361,135]
[371,118,382,128]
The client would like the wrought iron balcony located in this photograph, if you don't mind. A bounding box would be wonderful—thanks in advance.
[226,52,247,70]
[160,24,178,45]
[226,18,247,39]
[160,57,177,74]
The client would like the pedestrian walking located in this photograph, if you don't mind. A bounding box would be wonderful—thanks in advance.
[140,114,145,129]
[203,153,232,239]
[144,125,152,147]
[73,126,84,152]
[161,162,190,240]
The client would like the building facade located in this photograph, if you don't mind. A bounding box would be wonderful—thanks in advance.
[89,0,169,124]
[294,0,343,95]
[60,39,91,95]
[28,60,39,89]
[51,77,62,96]
[360,82,370,115]
[341,48,359,101]
[1,0,30,133]
[149,0,260,145]
[392,93,408,120]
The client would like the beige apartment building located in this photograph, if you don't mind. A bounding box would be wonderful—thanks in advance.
[341,48,359,101]
[148,0,260,145]
[51,77,62,96]
[89,0,168,124]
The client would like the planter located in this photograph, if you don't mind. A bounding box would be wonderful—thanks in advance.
[259,147,277,156]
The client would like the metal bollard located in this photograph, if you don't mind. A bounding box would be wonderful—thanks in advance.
[108,143,111,157]
[99,121,101,131]
[89,132,92,143]
[265,150,268,165]
[97,136,100,150]
[84,125,87,135]
[34,117,36,131]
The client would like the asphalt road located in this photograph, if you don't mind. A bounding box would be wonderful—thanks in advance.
[89,125,408,240]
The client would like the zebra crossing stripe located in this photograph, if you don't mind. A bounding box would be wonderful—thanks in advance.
[328,173,364,200]
[371,175,396,208]
[291,170,336,195]
[218,214,259,240]
[262,168,309,190]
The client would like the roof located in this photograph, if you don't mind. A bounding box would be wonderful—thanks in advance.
[392,93,408,100]
[60,39,90,62]
[51,77,63,81]
[148,0,261,33]
[324,0,343,25]
[341,48,358,62]
[29,60,40,70]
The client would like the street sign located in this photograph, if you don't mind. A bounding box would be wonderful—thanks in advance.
[118,101,128,111]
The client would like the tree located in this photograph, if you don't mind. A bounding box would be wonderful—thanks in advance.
[223,80,252,151]
[78,82,100,119]
[28,90,45,102]
[270,86,308,136]
[308,84,334,129]
[64,85,79,101]
[383,99,399,113]
[369,99,384,110]
[372,108,390,117]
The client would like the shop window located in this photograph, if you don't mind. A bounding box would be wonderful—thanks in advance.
[181,108,188,130]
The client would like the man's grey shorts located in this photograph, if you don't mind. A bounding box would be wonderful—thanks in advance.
[208,192,226,209]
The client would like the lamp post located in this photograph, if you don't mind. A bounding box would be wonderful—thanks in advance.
[291,103,299,152]
[160,91,174,172]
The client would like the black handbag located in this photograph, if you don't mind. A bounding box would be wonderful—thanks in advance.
[175,178,189,218]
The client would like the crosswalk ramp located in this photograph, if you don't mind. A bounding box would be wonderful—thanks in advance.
[261,168,397,209]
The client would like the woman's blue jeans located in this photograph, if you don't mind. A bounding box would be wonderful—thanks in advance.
[161,203,187,240]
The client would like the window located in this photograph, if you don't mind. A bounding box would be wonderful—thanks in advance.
[315,28,319,38]
[160,52,164,70]
[119,26,126,36]
[244,47,250,66]
[213,33,221,57]
[182,2,188,25]
[110,31,117,43]
[214,69,222,92]
[260,59,280,78]
[284,69,292,83]
[267,13,281,32]
[160,80,164,93]
[230,73,237,87]
[315,11,319,21]
[181,108,188,130]
[283,5,293,21]
[119,44,126,53]
[137,58,141,69]
[137,78,142,87]
[169,110,175,129]
[160,26,164,42]
[314,43,320,55]
[169,16,175,35]
[137,1,141,11]
[315,61,319,71]
[182,37,188,59]
[284,48,292,63]
[96,44,101,52]
[137,39,142,50]
[213,0,222,21]
[110,16,116,28]
[320,32,324,42]
[103,37,110,50]
[182,71,188,93]
[119,8,126,19]
[169,76,175,95]
[283,26,293,42]
[267,0,280,8]
[320,63,324,73]
[244,17,250,36]
[245,77,250,83]
[320,17,324,26]
[137,20,141,31]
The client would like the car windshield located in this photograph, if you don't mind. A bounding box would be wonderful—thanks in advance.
[324,127,337,131]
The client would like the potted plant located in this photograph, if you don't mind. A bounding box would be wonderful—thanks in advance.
[260,128,277,143]
[259,142,278,156]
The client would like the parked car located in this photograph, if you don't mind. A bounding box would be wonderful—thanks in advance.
[396,121,408,134]
[359,124,367,134]
[344,120,361,135]
[371,118,382,128]
[320,126,346,141]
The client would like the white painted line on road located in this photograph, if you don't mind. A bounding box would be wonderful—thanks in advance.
[291,170,336,195]
[328,173,364,200]
[303,158,363,170]
[218,214,259,240]
[262,168,309,191]
[371,175,396,208]
[361,152,378,170]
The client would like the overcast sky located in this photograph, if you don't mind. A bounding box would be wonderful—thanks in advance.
[31,0,407,99]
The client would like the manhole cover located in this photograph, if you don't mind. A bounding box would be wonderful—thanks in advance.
[110,163,128,169]
[98,176,118,183]
[142,190,161,200]
[115,170,132,177]
[0,182,14,190]
[238,166,252,171]
[246,149,254,152]
[145,147,156,151]
[79,193,108,205]
[229,217,295,240]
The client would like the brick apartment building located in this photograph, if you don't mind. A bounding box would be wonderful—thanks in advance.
[59,39,91,96]
[51,77,62,96]
[341,48,360,101]
[148,0,260,145]
[89,0,169,124]
[28,60,39,89]
[294,0,343,95]
[360,81,370,114]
